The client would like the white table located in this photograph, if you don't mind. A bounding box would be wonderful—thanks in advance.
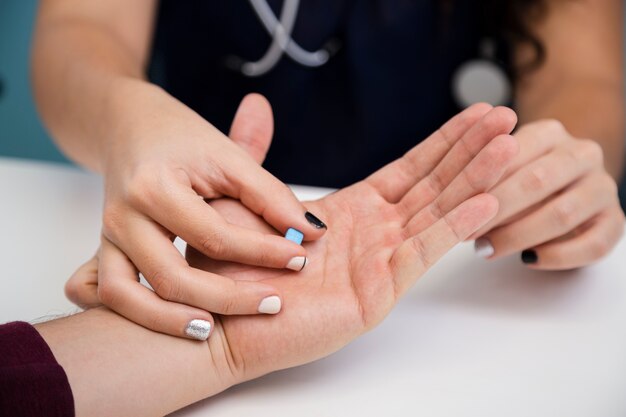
[1,157,625,417]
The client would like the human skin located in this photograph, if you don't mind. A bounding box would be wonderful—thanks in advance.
[479,0,625,268]
[32,0,623,337]
[31,1,328,340]
[39,104,518,416]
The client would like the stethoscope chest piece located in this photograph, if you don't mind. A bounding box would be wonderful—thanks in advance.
[452,39,511,108]
[452,58,511,108]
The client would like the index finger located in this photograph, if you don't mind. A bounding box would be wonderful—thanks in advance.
[137,180,309,271]
[224,156,329,241]
[108,215,285,316]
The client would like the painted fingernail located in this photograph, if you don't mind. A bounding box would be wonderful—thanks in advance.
[521,250,538,264]
[286,256,307,271]
[474,238,495,258]
[285,228,304,245]
[185,319,211,341]
[305,212,327,229]
[258,295,282,314]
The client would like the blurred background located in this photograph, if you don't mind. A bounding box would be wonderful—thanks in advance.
[1,1,625,202]
[0,1,66,163]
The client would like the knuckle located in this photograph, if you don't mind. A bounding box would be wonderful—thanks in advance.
[521,166,549,193]
[199,229,230,257]
[427,170,446,195]
[146,308,169,332]
[97,280,118,307]
[214,281,241,314]
[587,237,610,259]
[125,164,164,207]
[428,199,446,220]
[409,236,431,268]
[538,119,567,136]
[102,203,126,239]
[151,268,183,302]
[269,182,299,214]
[460,164,487,194]
[574,139,603,165]
[217,296,239,315]
[551,200,578,229]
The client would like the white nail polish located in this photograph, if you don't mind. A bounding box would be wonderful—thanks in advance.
[474,238,495,258]
[258,295,282,314]
[185,319,211,340]
[286,256,307,271]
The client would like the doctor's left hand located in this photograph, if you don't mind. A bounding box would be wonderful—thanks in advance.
[472,119,625,269]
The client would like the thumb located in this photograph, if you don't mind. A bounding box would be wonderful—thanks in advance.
[64,253,102,309]
[229,93,274,164]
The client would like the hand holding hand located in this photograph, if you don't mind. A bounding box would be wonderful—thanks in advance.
[186,105,519,381]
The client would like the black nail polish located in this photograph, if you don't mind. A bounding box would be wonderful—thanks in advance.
[521,250,538,264]
[305,212,327,229]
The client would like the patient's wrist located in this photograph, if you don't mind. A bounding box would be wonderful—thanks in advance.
[36,307,236,415]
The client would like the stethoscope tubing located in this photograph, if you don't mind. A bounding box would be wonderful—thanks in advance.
[242,0,330,76]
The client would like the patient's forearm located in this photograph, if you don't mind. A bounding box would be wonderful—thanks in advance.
[35,308,235,417]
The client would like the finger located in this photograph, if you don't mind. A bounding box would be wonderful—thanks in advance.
[479,172,617,259]
[224,156,328,241]
[134,182,308,270]
[65,254,101,309]
[471,139,603,239]
[519,207,625,270]
[229,93,274,164]
[107,215,284,315]
[390,194,499,298]
[96,237,217,340]
[366,102,494,203]
[405,134,518,236]
[502,119,566,177]
[397,106,517,218]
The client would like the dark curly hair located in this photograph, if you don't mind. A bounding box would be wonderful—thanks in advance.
[442,0,548,79]
[482,0,547,77]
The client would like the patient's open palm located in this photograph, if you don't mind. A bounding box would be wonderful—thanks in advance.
[64,98,518,382]
[187,105,519,381]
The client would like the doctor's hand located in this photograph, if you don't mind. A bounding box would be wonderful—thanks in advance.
[471,120,625,270]
[65,93,326,340]
[66,104,519,357]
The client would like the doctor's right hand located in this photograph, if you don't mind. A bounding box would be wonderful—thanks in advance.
[65,91,327,340]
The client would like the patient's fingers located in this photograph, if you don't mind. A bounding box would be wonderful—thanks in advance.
[396,107,517,219]
[404,134,518,235]
[97,237,217,340]
[65,254,101,309]
[365,103,493,203]
[390,194,499,298]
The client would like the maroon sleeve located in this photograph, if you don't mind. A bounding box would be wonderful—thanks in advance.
[0,322,74,417]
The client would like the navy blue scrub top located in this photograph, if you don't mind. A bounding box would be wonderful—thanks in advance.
[150,1,496,188]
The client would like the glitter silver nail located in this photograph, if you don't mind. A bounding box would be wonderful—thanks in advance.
[185,319,211,340]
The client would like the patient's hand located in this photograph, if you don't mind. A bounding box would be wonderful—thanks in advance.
[188,105,519,382]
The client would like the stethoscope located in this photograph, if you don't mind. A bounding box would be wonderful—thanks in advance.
[233,0,512,107]
[231,0,335,77]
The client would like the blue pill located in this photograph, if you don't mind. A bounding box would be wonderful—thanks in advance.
[285,228,304,245]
